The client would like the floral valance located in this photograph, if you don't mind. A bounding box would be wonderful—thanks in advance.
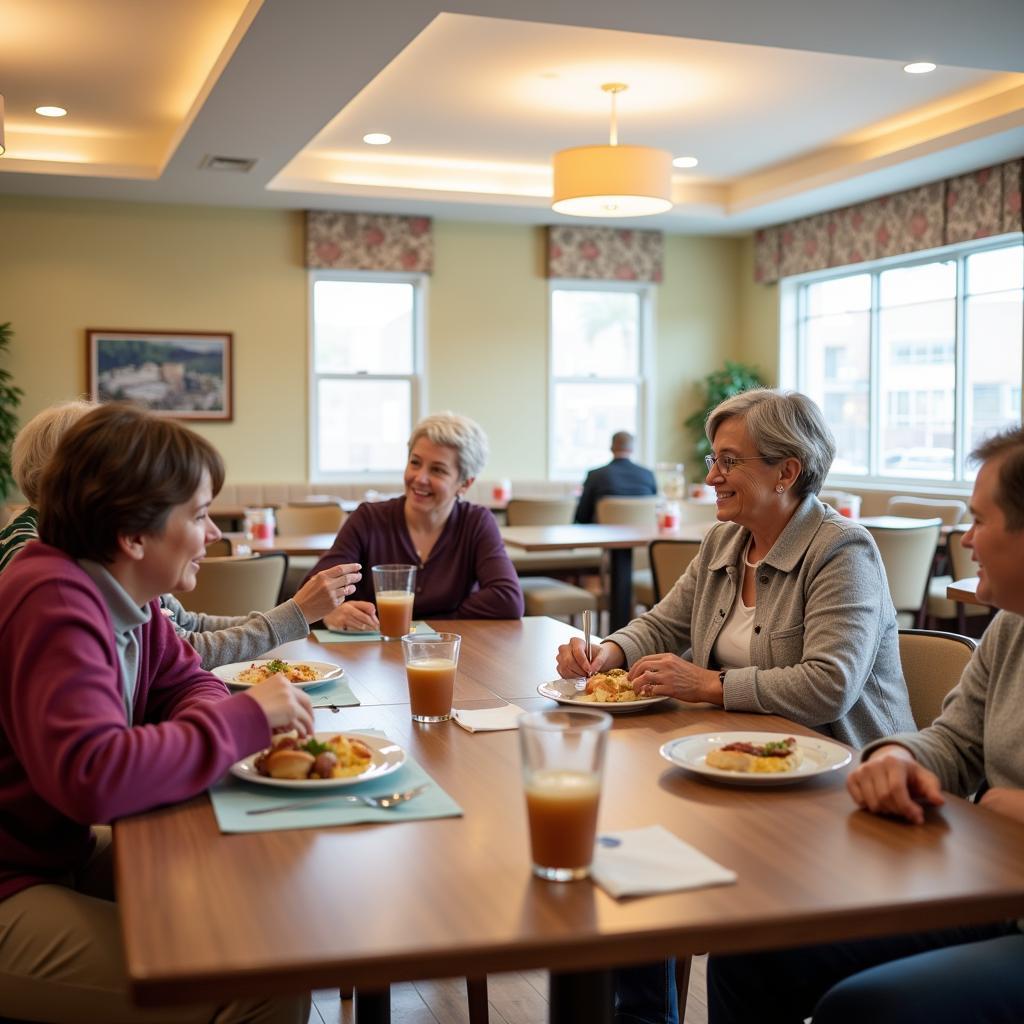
[305,212,433,273]
[754,157,1024,283]
[547,226,663,282]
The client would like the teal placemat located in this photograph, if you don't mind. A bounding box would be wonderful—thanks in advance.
[306,673,360,709]
[210,735,462,833]
[312,620,439,643]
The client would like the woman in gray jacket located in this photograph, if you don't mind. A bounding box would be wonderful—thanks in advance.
[558,388,913,746]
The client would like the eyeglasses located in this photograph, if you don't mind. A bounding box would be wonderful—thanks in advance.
[704,453,767,476]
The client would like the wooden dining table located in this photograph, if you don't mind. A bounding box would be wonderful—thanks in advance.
[947,576,989,607]
[501,524,712,631]
[114,618,1024,1023]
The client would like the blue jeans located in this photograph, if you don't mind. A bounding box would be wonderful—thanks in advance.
[613,959,679,1024]
[707,921,1019,1024]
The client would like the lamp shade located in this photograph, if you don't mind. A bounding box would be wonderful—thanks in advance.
[552,144,672,217]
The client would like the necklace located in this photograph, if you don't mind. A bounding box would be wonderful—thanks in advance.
[743,539,763,569]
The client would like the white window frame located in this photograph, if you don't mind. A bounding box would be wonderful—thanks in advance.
[780,233,1023,493]
[307,269,427,482]
[547,279,655,481]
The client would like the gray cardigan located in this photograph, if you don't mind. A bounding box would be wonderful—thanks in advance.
[608,495,915,747]
[863,611,1024,795]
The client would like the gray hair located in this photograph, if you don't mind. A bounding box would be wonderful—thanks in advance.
[408,411,489,482]
[12,399,97,504]
[706,388,836,498]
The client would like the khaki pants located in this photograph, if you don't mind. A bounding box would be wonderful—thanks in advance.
[0,828,310,1024]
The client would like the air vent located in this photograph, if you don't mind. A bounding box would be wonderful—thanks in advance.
[199,155,257,173]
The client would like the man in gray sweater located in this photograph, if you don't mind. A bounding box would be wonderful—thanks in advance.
[708,426,1024,1024]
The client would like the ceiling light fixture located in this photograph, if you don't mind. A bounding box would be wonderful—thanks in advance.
[363,133,391,145]
[903,62,937,74]
[0,95,5,155]
[672,156,699,169]
[35,105,67,117]
[552,82,672,218]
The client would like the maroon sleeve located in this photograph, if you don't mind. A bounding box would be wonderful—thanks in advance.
[455,507,524,619]
[2,581,269,825]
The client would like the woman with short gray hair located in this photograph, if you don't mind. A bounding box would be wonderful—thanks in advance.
[308,411,523,627]
[556,387,913,1024]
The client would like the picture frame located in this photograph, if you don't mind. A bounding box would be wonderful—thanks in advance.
[87,329,233,421]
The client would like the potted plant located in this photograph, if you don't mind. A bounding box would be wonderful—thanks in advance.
[684,360,765,466]
[0,322,24,506]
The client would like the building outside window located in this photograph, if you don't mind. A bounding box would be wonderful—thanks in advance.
[784,238,1022,485]
[308,272,425,479]
[548,282,653,480]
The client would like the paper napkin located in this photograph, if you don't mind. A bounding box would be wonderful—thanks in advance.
[452,703,527,733]
[591,825,737,899]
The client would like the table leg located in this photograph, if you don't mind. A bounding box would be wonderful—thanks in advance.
[549,967,613,1024]
[608,547,634,632]
[353,986,390,1024]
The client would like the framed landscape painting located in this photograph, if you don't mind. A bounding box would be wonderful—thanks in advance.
[87,329,233,421]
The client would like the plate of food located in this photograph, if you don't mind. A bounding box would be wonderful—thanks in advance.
[537,669,671,713]
[212,658,342,690]
[659,731,851,786]
[230,732,406,789]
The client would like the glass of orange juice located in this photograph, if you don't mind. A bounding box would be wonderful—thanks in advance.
[400,632,460,723]
[372,564,417,640]
[518,709,611,881]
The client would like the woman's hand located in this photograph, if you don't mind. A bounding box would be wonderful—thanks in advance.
[292,563,362,624]
[242,673,314,737]
[846,745,944,824]
[555,640,624,679]
[627,654,722,704]
[323,600,379,632]
[978,787,1024,825]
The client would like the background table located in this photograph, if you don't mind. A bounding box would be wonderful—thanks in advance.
[115,618,1024,1022]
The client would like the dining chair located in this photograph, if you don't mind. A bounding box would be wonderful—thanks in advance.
[173,553,289,617]
[506,498,599,622]
[647,539,702,604]
[898,628,977,729]
[926,527,990,631]
[864,518,942,628]
[596,496,660,613]
[886,495,967,526]
[204,537,232,557]
[274,503,345,599]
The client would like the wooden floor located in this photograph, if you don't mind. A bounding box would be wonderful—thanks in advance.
[308,956,708,1024]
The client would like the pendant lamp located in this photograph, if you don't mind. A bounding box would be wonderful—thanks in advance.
[552,83,672,217]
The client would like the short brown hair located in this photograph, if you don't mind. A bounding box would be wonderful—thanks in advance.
[37,403,225,562]
[972,426,1024,532]
[11,400,96,504]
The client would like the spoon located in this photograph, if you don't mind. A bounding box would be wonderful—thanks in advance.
[246,782,429,816]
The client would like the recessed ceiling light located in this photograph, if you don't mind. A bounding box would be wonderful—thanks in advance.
[363,133,391,145]
[35,105,67,117]
[672,156,699,169]
[903,62,936,74]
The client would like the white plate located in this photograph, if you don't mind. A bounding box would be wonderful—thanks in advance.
[537,679,671,713]
[212,659,343,690]
[229,732,406,790]
[659,731,851,786]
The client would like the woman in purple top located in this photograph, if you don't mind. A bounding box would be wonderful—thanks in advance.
[0,404,326,1023]
[308,412,524,630]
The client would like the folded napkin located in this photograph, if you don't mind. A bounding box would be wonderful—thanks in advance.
[452,703,526,733]
[312,621,439,644]
[591,825,737,899]
[210,734,461,834]
[305,673,360,709]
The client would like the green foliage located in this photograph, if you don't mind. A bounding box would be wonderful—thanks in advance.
[683,360,765,463]
[0,323,24,503]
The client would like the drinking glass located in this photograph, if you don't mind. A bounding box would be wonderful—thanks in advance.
[518,709,611,881]
[372,564,416,639]
[401,632,460,723]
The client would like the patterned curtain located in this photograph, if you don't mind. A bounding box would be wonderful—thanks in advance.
[754,157,1023,283]
[547,226,663,282]
[305,212,433,273]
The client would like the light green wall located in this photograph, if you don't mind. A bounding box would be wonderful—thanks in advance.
[0,194,755,484]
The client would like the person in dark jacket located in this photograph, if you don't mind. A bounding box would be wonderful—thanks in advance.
[574,431,657,523]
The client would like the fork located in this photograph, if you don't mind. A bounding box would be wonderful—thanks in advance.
[576,610,593,691]
[246,783,429,816]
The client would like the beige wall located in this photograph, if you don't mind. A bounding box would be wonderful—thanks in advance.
[736,234,780,383]
[0,194,748,486]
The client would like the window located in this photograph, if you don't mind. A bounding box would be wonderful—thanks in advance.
[548,283,652,479]
[309,272,425,478]
[786,238,1023,485]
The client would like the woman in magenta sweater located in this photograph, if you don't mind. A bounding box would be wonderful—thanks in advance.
[0,404,318,1023]
[308,411,524,630]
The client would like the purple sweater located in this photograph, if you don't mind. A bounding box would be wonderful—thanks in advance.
[305,497,524,619]
[0,545,270,901]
